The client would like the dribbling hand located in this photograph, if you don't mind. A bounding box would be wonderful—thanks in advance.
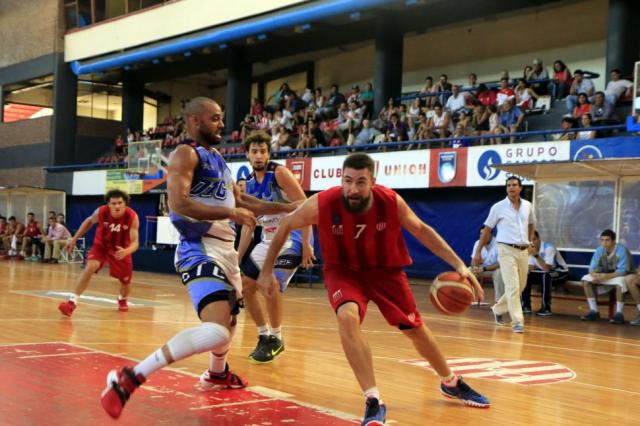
[114,246,128,260]
[457,266,485,303]
[231,208,257,227]
[301,243,316,269]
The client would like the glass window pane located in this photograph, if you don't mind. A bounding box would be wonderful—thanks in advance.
[619,179,640,252]
[64,4,78,29]
[77,0,92,26]
[77,81,93,118]
[127,0,141,12]
[95,0,126,22]
[535,181,615,250]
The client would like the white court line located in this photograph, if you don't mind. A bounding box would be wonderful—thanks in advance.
[190,398,275,411]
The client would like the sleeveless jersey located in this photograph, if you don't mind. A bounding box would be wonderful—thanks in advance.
[318,185,411,271]
[246,161,301,244]
[94,205,136,253]
[24,221,41,237]
[170,145,236,271]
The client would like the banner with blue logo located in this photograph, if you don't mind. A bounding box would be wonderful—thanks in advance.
[570,136,640,161]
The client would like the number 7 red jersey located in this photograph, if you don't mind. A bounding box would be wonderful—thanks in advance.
[317,185,412,271]
[93,205,137,253]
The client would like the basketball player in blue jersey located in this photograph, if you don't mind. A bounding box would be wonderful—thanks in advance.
[238,131,315,363]
[100,97,297,419]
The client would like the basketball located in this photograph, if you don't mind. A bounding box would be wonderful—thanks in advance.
[430,272,475,315]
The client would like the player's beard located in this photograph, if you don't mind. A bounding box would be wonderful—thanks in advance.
[252,162,266,171]
[199,126,222,145]
[342,194,371,214]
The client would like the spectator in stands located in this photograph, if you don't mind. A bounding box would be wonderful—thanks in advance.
[477,84,497,107]
[240,114,257,142]
[449,124,469,149]
[314,87,326,110]
[552,117,577,141]
[521,231,568,316]
[115,134,126,156]
[1,216,24,258]
[580,229,634,324]
[421,76,437,108]
[276,109,294,131]
[236,177,247,194]
[591,91,614,125]
[466,73,479,96]
[576,113,596,140]
[273,127,293,153]
[301,86,314,105]
[470,226,503,303]
[566,70,595,113]
[500,70,511,81]
[360,82,374,119]
[496,78,515,107]
[378,97,397,125]
[408,97,421,124]
[445,85,467,118]
[521,67,530,81]
[318,84,346,120]
[495,99,524,143]
[526,58,550,95]
[250,97,263,118]
[471,103,491,137]
[56,213,66,227]
[353,119,381,146]
[408,112,429,150]
[385,113,408,144]
[347,86,361,104]
[436,74,452,104]
[126,128,134,144]
[624,270,640,325]
[297,118,325,151]
[551,60,572,99]
[514,79,539,111]
[486,105,499,144]
[41,217,71,264]
[267,111,278,130]
[572,93,592,119]
[427,103,453,140]
[604,69,633,106]
[19,212,41,260]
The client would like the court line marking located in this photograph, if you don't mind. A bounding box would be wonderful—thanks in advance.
[18,350,94,359]
[190,398,275,411]
[1,341,362,423]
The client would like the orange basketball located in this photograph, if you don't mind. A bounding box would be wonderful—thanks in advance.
[430,271,475,315]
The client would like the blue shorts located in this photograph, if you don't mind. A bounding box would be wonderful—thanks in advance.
[240,238,303,292]
[181,261,242,318]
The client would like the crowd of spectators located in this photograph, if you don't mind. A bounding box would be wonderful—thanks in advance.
[104,59,634,162]
[0,211,71,263]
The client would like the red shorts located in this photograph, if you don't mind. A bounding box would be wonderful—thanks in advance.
[87,246,133,285]
[323,265,422,329]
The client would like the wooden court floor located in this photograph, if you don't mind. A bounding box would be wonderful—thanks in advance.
[0,260,638,425]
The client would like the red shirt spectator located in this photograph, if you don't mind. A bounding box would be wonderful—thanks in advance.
[477,84,497,106]
[573,93,591,118]
[497,78,515,106]
[250,98,263,117]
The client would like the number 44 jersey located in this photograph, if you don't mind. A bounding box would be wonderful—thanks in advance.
[170,145,237,272]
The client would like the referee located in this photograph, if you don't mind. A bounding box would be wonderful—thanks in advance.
[473,176,536,333]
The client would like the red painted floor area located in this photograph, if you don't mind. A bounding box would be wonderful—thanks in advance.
[0,343,358,425]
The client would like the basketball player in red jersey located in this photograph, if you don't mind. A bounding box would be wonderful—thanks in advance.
[58,189,139,317]
[257,153,490,425]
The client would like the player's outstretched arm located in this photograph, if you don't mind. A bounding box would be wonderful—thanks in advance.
[257,195,319,297]
[235,191,298,216]
[65,209,99,253]
[397,195,484,301]
[168,145,256,227]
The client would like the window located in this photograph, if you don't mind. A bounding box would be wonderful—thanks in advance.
[2,76,54,123]
[65,0,170,29]
[77,81,122,121]
[619,179,640,252]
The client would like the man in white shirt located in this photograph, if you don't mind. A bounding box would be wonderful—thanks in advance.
[473,176,536,333]
[445,85,467,117]
[604,69,633,106]
[521,231,568,316]
[470,227,504,304]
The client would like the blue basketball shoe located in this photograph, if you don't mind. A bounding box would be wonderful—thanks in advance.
[440,377,490,408]
[361,397,386,425]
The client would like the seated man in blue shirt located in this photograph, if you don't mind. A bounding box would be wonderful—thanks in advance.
[580,229,635,324]
[521,231,568,316]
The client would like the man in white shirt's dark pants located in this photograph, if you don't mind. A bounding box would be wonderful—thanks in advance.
[473,176,536,333]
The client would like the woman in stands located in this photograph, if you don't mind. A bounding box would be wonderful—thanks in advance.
[515,79,539,111]
[552,60,572,99]
[576,113,597,140]
[572,93,592,119]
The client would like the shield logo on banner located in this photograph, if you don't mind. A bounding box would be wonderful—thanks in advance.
[438,152,457,183]
[290,160,305,186]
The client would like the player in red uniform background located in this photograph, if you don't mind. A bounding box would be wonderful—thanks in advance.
[58,189,140,317]
[257,153,489,425]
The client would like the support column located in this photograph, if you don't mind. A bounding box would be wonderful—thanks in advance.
[0,85,4,123]
[225,47,252,136]
[373,15,403,117]
[49,53,77,166]
[606,0,640,77]
[122,72,145,136]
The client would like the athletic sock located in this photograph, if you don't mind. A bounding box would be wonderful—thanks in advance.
[271,326,282,340]
[363,387,381,402]
[587,298,597,311]
[209,325,235,374]
[616,302,624,314]
[257,325,270,336]
[441,373,459,387]
[69,294,78,304]
[134,349,168,379]
[118,295,126,301]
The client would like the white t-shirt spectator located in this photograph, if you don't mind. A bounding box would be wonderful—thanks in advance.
[471,238,499,268]
[605,79,633,101]
[279,109,295,130]
[574,78,595,95]
[528,240,568,272]
[445,93,466,113]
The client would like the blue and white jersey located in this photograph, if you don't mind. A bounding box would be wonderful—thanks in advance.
[246,161,302,244]
[528,240,568,272]
[170,145,236,271]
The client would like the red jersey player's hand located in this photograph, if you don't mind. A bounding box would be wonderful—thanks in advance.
[458,266,485,303]
[114,246,128,260]
[301,243,316,269]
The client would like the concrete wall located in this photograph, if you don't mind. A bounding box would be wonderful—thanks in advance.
[0,167,46,187]
[0,0,62,68]
[0,117,51,148]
